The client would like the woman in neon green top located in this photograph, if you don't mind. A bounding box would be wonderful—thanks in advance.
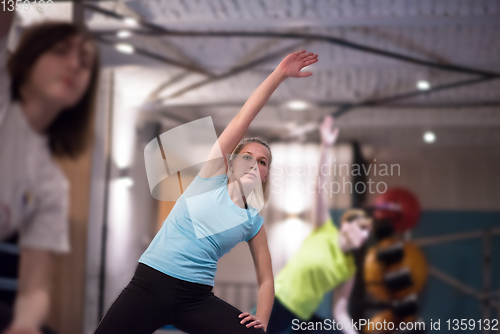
[267,116,372,334]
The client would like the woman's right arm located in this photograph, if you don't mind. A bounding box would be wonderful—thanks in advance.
[311,115,339,229]
[198,50,318,178]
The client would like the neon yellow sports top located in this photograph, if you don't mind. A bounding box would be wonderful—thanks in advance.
[274,218,356,320]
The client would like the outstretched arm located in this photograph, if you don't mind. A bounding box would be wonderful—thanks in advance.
[332,277,357,334]
[199,50,319,178]
[311,115,339,229]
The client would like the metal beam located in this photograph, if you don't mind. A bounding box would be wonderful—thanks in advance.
[332,76,500,118]
[150,101,500,109]
[428,266,485,300]
[159,41,309,101]
[94,35,211,75]
[413,227,500,247]
[149,36,301,102]
[84,2,500,123]
[94,36,310,103]
[82,3,500,78]
[118,17,500,29]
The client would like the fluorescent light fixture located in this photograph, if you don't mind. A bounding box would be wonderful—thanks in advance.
[115,43,135,54]
[117,177,134,188]
[123,17,139,27]
[417,80,431,91]
[423,131,436,144]
[287,100,308,111]
[117,30,132,39]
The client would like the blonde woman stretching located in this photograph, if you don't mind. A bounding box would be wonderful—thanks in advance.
[95,50,319,334]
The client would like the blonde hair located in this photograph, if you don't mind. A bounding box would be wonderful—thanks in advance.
[229,137,272,207]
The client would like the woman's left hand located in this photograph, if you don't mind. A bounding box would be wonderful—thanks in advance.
[276,50,318,78]
[238,312,265,329]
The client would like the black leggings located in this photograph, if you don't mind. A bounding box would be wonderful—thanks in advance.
[95,263,266,334]
[267,297,343,334]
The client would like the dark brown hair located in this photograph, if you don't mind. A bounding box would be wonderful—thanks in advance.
[7,21,100,159]
[341,208,372,225]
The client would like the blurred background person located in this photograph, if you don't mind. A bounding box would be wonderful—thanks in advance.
[267,116,372,334]
[0,11,99,334]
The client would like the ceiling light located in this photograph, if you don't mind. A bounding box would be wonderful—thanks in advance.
[117,176,134,188]
[123,17,139,27]
[423,131,436,144]
[117,168,134,188]
[117,30,132,39]
[115,43,135,54]
[287,100,308,111]
[417,80,431,91]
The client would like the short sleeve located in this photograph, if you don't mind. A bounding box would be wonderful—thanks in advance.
[185,173,228,196]
[19,151,71,253]
[246,215,264,242]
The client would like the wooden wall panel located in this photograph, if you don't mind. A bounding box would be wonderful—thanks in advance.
[46,146,93,334]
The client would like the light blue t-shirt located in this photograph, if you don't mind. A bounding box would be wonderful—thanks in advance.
[139,173,264,286]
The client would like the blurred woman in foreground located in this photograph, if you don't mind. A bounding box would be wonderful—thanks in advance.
[0,12,99,334]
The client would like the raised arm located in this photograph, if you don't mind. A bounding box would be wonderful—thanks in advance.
[311,115,339,229]
[199,50,319,178]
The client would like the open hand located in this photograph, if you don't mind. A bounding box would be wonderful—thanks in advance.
[277,50,318,78]
[320,115,339,146]
[238,312,265,330]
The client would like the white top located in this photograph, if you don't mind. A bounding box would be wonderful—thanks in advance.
[0,36,70,253]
